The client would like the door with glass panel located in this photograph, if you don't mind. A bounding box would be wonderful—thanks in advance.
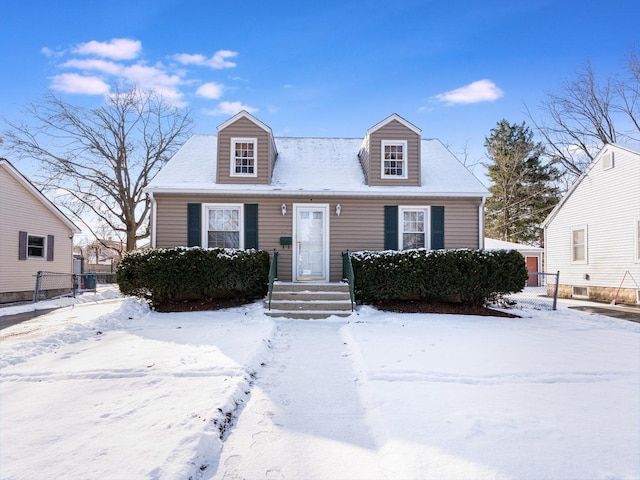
[294,205,328,281]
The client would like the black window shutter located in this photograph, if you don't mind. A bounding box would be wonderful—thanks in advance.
[18,231,27,260]
[244,204,259,249]
[187,203,202,247]
[47,235,55,261]
[384,206,398,250]
[431,206,445,249]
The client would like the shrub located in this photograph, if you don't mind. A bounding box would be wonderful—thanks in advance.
[116,247,269,310]
[350,249,528,307]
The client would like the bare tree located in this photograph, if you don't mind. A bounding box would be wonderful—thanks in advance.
[529,51,639,178]
[2,87,192,251]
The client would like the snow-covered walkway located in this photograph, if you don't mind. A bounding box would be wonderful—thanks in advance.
[212,320,382,479]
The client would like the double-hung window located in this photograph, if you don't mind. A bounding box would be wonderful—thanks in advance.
[231,138,257,177]
[635,219,640,262]
[381,140,408,179]
[205,204,243,249]
[400,207,429,250]
[571,226,587,263]
[28,235,46,258]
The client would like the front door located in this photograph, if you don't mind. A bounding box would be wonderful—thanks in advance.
[526,256,539,287]
[294,204,329,281]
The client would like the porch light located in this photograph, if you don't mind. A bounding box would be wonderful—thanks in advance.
[281,203,287,216]
[335,204,341,216]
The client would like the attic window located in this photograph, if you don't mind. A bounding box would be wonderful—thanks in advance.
[602,151,614,170]
[381,140,408,179]
[231,138,257,177]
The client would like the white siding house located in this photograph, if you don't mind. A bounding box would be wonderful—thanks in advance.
[542,143,640,304]
[0,159,81,303]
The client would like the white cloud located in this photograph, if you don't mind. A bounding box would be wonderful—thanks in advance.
[50,73,111,95]
[73,38,142,60]
[435,79,504,105]
[173,50,238,69]
[205,101,258,116]
[196,82,224,99]
[62,59,123,75]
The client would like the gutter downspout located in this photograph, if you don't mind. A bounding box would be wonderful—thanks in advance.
[478,197,486,249]
[149,192,157,248]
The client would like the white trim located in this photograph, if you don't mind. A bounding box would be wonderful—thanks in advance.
[381,140,409,179]
[0,159,81,233]
[202,203,244,249]
[367,113,421,136]
[399,206,430,250]
[292,203,330,282]
[27,233,47,259]
[602,150,615,170]
[149,192,157,248]
[635,218,640,263]
[479,197,486,248]
[145,186,489,199]
[571,225,588,264]
[217,110,273,134]
[230,137,258,178]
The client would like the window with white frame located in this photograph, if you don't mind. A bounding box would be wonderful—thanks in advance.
[28,234,46,258]
[400,207,429,249]
[381,140,408,179]
[205,204,243,248]
[230,138,257,177]
[571,226,587,263]
[636,219,640,262]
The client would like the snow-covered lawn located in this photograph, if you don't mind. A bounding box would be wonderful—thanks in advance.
[1,287,638,480]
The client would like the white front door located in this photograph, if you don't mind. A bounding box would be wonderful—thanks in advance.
[294,204,329,281]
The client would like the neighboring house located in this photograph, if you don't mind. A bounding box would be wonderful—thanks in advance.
[145,112,489,283]
[484,237,544,287]
[0,159,81,303]
[542,143,640,304]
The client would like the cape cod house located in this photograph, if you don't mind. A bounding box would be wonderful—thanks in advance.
[542,143,640,304]
[0,159,81,303]
[145,111,489,284]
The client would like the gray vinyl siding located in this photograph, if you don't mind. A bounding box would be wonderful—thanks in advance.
[154,194,482,282]
[0,167,75,294]
[366,119,421,187]
[217,116,273,184]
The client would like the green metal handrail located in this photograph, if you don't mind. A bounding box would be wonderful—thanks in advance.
[267,249,278,310]
[342,250,355,311]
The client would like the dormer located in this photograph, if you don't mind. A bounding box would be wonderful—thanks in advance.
[359,114,421,186]
[216,111,278,184]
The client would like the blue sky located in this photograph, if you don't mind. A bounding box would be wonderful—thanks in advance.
[1,0,638,177]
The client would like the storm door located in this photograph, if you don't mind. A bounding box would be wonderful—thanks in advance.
[294,204,329,281]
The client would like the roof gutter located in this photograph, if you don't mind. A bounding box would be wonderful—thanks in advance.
[144,187,490,199]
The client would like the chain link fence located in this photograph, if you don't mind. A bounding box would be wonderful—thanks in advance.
[503,271,560,311]
[32,271,116,302]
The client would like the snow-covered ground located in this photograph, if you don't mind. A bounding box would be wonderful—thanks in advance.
[1,287,638,480]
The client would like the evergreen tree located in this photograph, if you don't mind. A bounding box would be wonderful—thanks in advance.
[484,120,561,246]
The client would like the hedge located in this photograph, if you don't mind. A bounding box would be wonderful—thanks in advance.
[350,248,528,307]
[116,247,269,310]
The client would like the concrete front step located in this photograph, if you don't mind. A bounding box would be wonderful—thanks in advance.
[266,282,354,319]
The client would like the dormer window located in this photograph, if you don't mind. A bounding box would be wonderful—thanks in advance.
[231,138,257,177]
[381,140,408,179]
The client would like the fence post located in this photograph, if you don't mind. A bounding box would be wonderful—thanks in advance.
[552,271,560,310]
[33,271,42,303]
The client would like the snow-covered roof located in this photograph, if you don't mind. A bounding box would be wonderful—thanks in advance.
[147,135,489,198]
[484,238,543,252]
